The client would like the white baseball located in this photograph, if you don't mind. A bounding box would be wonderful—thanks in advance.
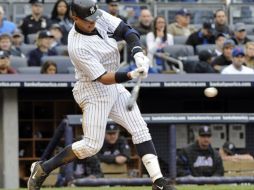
[204,87,218,98]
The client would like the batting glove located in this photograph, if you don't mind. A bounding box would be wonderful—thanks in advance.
[133,52,150,72]
[129,67,148,79]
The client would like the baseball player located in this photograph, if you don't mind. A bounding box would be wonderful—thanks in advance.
[27,1,176,190]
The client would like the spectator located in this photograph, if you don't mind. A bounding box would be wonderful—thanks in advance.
[49,24,64,49]
[212,33,226,57]
[51,0,72,45]
[194,50,215,73]
[211,39,235,72]
[28,30,57,66]
[132,8,153,35]
[106,0,127,23]
[41,60,57,74]
[186,22,215,52]
[213,9,233,37]
[0,6,17,35]
[221,47,254,74]
[12,30,25,57]
[99,124,131,165]
[245,41,254,69]
[146,16,174,73]
[177,126,224,177]
[19,0,52,43]
[168,8,196,37]
[219,141,254,161]
[0,50,16,74]
[230,23,251,45]
[0,33,25,57]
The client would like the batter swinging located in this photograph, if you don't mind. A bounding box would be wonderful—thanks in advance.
[27,1,176,190]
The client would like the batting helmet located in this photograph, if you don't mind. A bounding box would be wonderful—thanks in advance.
[70,0,102,22]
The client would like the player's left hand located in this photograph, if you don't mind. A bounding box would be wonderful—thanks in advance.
[133,52,150,72]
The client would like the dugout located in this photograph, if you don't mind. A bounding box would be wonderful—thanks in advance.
[1,74,254,188]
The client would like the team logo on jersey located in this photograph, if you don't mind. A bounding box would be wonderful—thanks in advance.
[193,156,213,167]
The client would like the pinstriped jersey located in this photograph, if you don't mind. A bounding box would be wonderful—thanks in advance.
[68,10,122,81]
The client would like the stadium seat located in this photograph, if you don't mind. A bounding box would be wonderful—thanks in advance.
[196,44,216,55]
[55,45,68,56]
[173,36,188,45]
[27,33,37,44]
[41,56,72,74]
[10,56,28,70]
[181,55,199,73]
[163,45,194,58]
[247,35,254,41]
[20,44,37,56]
[67,66,75,74]
[18,66,41,74]
[245,25,254,35]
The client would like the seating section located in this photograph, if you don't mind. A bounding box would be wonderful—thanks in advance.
[3,1,254,75]
[18,66,41,74]
[163,45,195,58]
[173,36,188,45]
[20,44,37,56]
[55,45,68,56]
[10,57,28,70]
[196,44,216,54]
[41,56,72,74]
[67,66,75,74]
[27,33,37,44]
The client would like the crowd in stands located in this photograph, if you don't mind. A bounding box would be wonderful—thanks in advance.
[0,0,254,74]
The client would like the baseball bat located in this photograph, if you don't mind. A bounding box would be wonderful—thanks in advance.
[127,76,142,111]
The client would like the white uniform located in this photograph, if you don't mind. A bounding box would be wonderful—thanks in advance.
[68,10,151,159]
[221,64,254,74]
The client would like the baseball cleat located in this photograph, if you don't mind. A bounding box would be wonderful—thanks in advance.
[27,161,48,190]
[152,177,177,190]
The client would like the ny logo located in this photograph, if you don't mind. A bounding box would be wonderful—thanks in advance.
[90,6,96,14]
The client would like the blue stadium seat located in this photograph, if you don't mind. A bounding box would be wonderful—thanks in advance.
[18,66,41,74]
[173,36,188,45]
[67,66,75,74]
[55,45,68,56]
[181,55,199,73]
[27,33,37,44]
[41,56,72,74]
[196,44,216,55]
[10,56,28,70]
[20,44,36,56]
[163,45,194,58]
[247,35,254,41]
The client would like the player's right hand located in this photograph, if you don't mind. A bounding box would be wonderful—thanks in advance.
[133,52,150,71]
[129,67,148,79]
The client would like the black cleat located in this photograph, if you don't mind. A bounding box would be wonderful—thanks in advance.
[152,177,177,190]
[27,161,48,190]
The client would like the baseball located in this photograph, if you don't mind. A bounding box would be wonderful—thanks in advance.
[204,87,218,98]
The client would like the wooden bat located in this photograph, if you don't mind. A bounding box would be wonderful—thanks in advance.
[127,76,142,111]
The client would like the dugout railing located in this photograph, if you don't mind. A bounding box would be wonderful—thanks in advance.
[44,113,254,186]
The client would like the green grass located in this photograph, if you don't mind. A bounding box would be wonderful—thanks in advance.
[15,185,254,190]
